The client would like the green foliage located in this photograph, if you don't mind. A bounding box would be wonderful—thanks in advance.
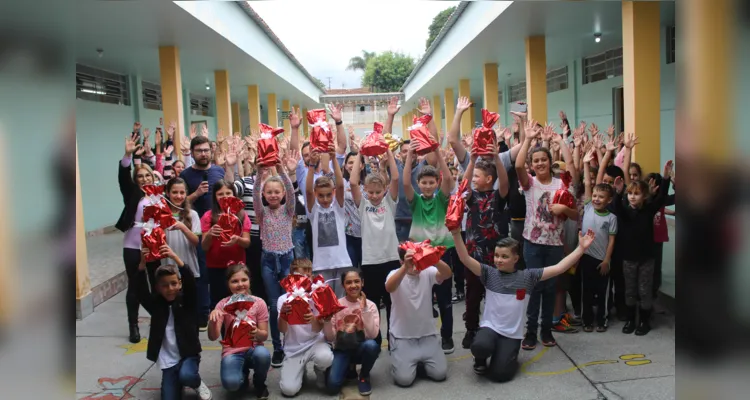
[314,77,326,90]
[361,51,415,92]
[346,50,376,72]
[426,6,456,50]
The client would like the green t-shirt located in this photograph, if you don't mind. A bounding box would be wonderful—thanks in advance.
[408,191,454,248]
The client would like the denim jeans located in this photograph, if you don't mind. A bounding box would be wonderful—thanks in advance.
[220,346,271,392]
[395,220,412,243]
[261,249,293,352]
[161,356,201,400]
[345,234,362,268]
[327,339,381,393]
[292,227,311,260]
[432,249,454,339]
[524,242,563,333]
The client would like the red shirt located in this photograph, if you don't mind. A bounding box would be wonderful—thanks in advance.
[201,211,251,268]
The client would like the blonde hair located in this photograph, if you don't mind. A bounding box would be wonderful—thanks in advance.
[133,163,155,182]
[290,258,313,273]
[364,173,386,188]
[263,176,284,192]
[314,175,334,190]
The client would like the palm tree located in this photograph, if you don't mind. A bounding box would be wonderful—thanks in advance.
[346,50,376,72]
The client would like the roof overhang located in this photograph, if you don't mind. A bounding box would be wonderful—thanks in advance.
[319,92,404,104]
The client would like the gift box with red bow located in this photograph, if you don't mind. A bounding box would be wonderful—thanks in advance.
[310,275,345,319]
[141,184,176,228]
[471,109,500,156]
[256,123,285,167]
[220,297,257,348]
[359,122,389,157]
[280,274,313,325]
[136,219,167,262]
[408,115,438,155]
[307,109,332,153]
[218,196,245,244]
[398,240,447,272]
[552,171,576,220]
[445,179,470,232]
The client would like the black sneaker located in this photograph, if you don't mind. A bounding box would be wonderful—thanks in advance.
[255,385,269,400]
[462,329,476,349]
[442,337,455,354]
[451,292,465,303]
[521,331,537,350]
[271,350,284,368]
[540,330,557,347]
[473,357,488,375]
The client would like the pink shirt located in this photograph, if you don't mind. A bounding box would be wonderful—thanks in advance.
[215,295,269,357]
[200,211,251,268]
[324,297,380,344]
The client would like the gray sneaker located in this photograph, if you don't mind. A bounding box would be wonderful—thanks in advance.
[195,380,212,400]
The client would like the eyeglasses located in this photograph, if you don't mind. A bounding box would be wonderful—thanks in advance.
[193,148,211,154]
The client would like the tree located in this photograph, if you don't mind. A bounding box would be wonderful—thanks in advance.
[314,77,327,90]
[426,6,456,50]
[361,51,415,93]
[346,50,376,72]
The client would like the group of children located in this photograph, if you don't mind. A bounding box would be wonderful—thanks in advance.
[116,95,673,399]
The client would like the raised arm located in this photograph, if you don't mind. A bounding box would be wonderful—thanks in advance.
[384,96,400,136]
[583,146,595,202]
[386,148,400,201]
[553,129,578,186]
[541,230,595,281]
[350,152,363,208]
[305,150,319,213]
[328,104,347,153]
[448,97,471,166]
[289,107,302,154]
[492,140,509,198]
[330,143,345,207]
[402,143,416,203]
[253,167,265,224]
[418,97,440,144]
[436,146,454,197]
[515,119,540,190]
[280,168,295,216]
[451,230,482,276]
[621,132,638,185]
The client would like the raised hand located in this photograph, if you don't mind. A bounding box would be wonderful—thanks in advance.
[309,149,321,165]
[143,128,151,140]
[225,138,238,166]
[201,124,208,138]
[588,123,599,137]
[456,96,471,113]
[155,129,162,146]
[559,110,567,121]
[606,124,615,138]
[180,135,191,155]
[285,153,298,172]
[387,96,401,116]
[215,149,225,166]
[164,145,174,157]
[289,107,301,129]
[167,121,176,140]
[663,160,673,178]
[624,132,639,149]
[605,138,617,152]
[583,146,596,163]
[418,97,432,115]
[189,124,197,139]
[125,133,141,156]
[613,176,624,193]
[328,103,343,122]
[524,119,540,139]
[578,229,596,250]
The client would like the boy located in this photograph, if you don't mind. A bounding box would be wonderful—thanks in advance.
[385,247,453,387]
[403,141,456,353]
[136,244,212,400]
[451,230,595,383]
[277,259,334,396]
[460,145,509,349]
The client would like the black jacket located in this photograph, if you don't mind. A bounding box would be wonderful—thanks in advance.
[612,177,671,261]
[136,265,202,363]
[116,158,145,233]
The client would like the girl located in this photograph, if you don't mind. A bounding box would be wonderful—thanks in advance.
[201,180,251,308]
[515,120,578,350]
[612,161,672,336]
[208,264,271,399]
[342,152,366,269]
[253,164,295,368]
[173,159,186,178]
[349,147,400,345]
[305,144,351,297]
[117,127,158,343]
[645,172,675,298]
[323,270,381,396]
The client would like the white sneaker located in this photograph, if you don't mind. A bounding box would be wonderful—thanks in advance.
[314,367,326,390]
[195,380,212,400]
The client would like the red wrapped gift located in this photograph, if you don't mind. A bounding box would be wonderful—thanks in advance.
[137,219,167,262]
[445,179,470,232]
[220,300,257,348]
[552,171,576,220]
[257,123,284,167]
[280,274,313,325]
[310,275,345,319]
[398,240,447,271]
[141,184,176,228]
[408,115,438,155]
[307,109,332,152]
[359,122,388,157]
[218,196,245,243]
[471,109,500,156]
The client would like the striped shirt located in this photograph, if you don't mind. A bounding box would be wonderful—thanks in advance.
[480,264,543,339]
[233,176,260,237]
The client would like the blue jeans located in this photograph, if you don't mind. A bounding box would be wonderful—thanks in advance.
[433,249,454,339]
[261,249,292,352]
[195,245,210,321]
[395,220,412,243]
[220,346,271,392]
[524,242,564,333]
[292,227,310,260]
[327,340,381,393]
[345,234,362,268]
[161,356,201,400]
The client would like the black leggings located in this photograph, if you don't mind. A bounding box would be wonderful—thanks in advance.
[580,254,609,326]
[470,327,521,382]
[123,248,158,324]
[361,260,400,345]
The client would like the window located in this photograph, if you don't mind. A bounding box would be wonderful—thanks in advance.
[190,94,212,116]
[76,64,130,105]
[666,26,675,64]
[546,66,569,93]
[142,81,162,111]
[582,47,623,84]
[508,81,526,103]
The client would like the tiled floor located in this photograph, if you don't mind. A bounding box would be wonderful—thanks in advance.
[86,232,126,288]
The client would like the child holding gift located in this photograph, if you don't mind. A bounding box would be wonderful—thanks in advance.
[277,259,334,396]
[208,264,271,399]
[385,247,453,387]
[135,244,212,400]
[253,163,296,368]
[451,230,595,383]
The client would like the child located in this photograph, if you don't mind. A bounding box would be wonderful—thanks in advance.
[324,270,381,396]
[254,164,296,368]
[451,229,595,383]
[612,160,672,336]
[645,172,675,297]
[135,244,212,400]
[208,264,271,399]
[349,147,400,345]
[515,120,578,350]
[277,259,334,396]
[305,143,351,297]
[403,141,457,353]
[201,180,251,308]
[385,248,453,387]
[343,152,366,268]
[459,141,510,349]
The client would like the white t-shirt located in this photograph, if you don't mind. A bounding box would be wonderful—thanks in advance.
[310,200,351,271]
[360,194,400,265]
[277,293,325,358]
[158,306,181,370]
[521,175,567,246]
[163,210,202,277]
[388,266,439,339]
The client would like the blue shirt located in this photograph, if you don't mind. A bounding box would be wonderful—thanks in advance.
[180,165,226,217]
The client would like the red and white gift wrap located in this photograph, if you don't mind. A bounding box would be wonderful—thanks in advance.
[471,109,500,156]
[408,115,439,155]
[552,171,576,220]
[398,240,447,272]
[256,123,285,167]
[220,300,257,348]
[445,179,470,232]
[280,274,313,325]
[310,275,345,319]
[136,219,167,262]
[141,184,176,228]
[359,122,389,157]
[306,109,333,153]
[217,196,245,244]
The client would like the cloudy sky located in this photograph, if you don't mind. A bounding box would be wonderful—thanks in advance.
[250,0,460,90]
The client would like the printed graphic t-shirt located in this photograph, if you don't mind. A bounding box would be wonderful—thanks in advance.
[310,200,352,271]
[521,175,568,247]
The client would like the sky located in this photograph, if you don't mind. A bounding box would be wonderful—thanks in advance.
[250,0,460,90]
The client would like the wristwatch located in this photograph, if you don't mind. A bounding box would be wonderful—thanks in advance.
[335,120,343,126]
